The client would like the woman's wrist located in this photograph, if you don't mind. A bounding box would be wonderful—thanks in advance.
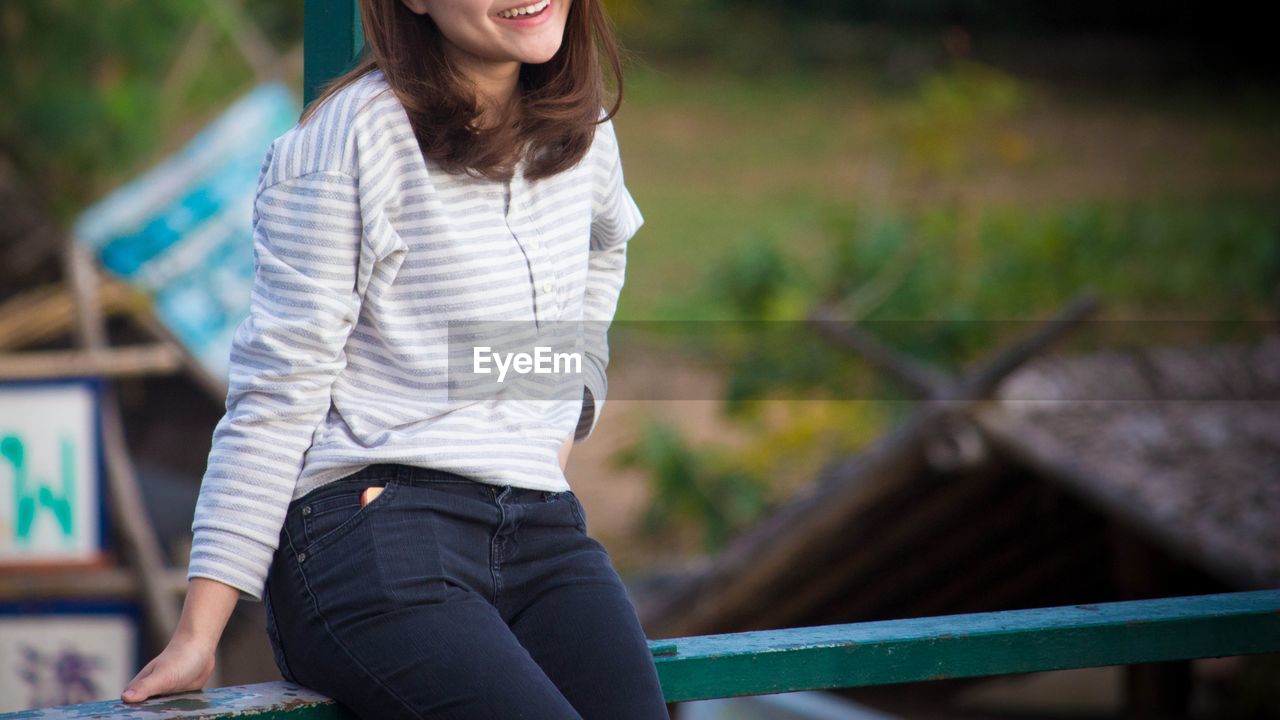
[173,577,241,653]
[171,625,219,655]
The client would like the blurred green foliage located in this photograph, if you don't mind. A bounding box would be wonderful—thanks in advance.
[614,419,771,552]
[0,1,303,220]
[701,196,1279,364]
[893,60,1027,178]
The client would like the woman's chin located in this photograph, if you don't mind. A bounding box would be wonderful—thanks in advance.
[513,42,564,66]
[521,52,560,65]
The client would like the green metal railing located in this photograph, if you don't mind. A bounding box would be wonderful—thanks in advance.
[4,590,1279,717]
[651,589,1280,701]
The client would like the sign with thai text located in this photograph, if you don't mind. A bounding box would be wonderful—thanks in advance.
[0,379,106,566]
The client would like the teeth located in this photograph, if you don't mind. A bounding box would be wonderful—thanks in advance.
[497,0,549,18]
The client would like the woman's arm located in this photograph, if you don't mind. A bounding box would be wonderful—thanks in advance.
[187,170,366,604]
[121,578,240,702]
[125,165,370,701]
[575,119,644,442]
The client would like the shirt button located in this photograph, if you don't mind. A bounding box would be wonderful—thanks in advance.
[542,281,554,293]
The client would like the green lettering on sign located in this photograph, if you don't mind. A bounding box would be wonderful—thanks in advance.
[2,433,77,541]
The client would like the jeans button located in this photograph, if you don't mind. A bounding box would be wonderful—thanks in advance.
[297,552,307,563]
[301,506,312,516]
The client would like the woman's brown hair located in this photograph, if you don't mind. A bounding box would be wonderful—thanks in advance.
[299,0,626,183]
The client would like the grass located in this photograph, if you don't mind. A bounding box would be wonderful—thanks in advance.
[610,59,1280,324]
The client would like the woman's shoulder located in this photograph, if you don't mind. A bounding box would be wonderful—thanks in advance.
[573,107,619,174]
[592,107,619,146]
[259,68,403,189]
[584,108,625,173]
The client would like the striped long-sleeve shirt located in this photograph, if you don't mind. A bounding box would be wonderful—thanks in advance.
[187,68,643,602]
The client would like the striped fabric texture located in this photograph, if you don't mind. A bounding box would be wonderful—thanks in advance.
[188,69,644,602]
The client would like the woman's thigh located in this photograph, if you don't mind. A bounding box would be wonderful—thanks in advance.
[502,492,670,720]
[266,477,584,719]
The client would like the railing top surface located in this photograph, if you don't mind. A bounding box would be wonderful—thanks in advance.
[664,588,1280,656]
[5,589,1277,718]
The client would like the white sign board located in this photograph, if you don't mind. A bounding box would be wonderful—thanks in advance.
[0,604,140,712]
[0,379,106,567]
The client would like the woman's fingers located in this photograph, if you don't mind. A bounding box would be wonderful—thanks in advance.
[121,641,215,703]
[122,662,183,702]
[121,660,159,702]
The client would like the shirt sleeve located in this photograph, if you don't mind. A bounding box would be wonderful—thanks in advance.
[575,120,644,442]
[187,167,365,603]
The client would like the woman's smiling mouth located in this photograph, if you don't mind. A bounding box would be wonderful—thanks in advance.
[494,0,552,24]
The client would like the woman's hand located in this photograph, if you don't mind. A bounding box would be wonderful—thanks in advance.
[121,634,216,703]
[122,577,239,703]
[558,432,574,471]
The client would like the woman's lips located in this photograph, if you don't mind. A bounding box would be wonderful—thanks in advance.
[494,0,552,26]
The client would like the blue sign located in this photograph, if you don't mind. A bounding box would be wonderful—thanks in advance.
[73,83,301,382]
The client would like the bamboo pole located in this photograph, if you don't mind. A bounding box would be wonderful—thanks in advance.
[0,345,184,380]
[61,243,181,654]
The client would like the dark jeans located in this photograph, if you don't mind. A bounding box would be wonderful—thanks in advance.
[262,463,670,720]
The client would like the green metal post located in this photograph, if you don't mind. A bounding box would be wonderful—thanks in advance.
[303,0,364,106]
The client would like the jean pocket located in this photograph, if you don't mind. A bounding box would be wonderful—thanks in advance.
[299,480,400,559]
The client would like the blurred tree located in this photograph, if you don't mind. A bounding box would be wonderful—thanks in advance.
[0,1,302,222]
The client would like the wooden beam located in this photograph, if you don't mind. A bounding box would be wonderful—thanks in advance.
[62,244,181,655]
[0,567,190,602]
[0,344,184,380]
[0,279,144,351]
[950,293,1100,401]
[807,303,950,397]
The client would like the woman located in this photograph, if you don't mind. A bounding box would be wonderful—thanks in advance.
[121,0,668,717]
